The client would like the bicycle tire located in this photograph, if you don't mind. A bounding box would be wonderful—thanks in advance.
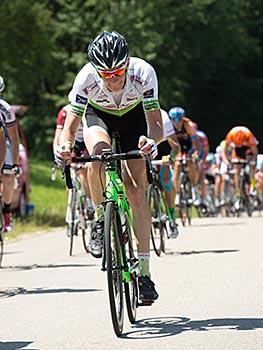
[104,201,124,337]
[147,184,164,256]
[179,184,187,227]
[123,213,138,324]
[185,180,192,225]
[80,199,90,253]
[67,188,78,256]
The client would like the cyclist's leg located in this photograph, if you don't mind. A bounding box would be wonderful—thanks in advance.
[119,104,158,300]
[173,158,181,206]
[2,141,15,232]
[83,108,111,257]
[123,160,158,300]
[187,156,200,205]
[157,141,177,231]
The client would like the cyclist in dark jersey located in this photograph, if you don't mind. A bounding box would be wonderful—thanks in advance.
[168,107,200,206]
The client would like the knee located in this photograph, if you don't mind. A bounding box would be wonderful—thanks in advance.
[125,182,146,207]
[92,141,111,156]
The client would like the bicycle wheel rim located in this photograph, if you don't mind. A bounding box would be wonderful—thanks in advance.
[105,201,124,337]
[147,185,163,256]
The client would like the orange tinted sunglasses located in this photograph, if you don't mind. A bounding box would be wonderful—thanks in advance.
[98,66,127,79]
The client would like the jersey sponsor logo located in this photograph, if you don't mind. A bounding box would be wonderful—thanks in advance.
[143,88,154,98]
[126,96,138,102]
[130,74,146,86]
[76,94,88,105]
[96,99,111,104]
[82,82,99,95]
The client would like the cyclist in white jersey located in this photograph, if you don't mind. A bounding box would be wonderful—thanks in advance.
[156,109,180,237]
[58,31,163,301]
[0,75,19,232]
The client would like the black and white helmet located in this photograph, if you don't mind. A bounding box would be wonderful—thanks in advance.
[87,31,129,70]
[0,76,5,92]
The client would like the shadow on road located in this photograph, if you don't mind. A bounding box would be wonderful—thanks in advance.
[166,249,239,256]
[2,263,97,271]
[193,221,246,228]
[0,341,38,350]
[122,316,263,339]
[0,287,102,298]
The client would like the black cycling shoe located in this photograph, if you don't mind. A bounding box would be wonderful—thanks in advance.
[89,220,104,258]
[138,275,159,301]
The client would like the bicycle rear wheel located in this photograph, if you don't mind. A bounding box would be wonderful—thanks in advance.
[147,184,164,256]
[123,213,138,324]
[104,201,124,337]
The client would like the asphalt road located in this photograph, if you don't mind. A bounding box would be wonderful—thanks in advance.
[1,215,263,350]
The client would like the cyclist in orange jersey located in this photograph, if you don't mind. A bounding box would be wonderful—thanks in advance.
[225,126,258,196]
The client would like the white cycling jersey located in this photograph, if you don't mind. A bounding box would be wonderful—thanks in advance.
[0,98,16,127]
[0,98,16,168]
[161,109,174,140]
[68,57,160,118]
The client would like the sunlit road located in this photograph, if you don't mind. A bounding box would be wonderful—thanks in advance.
[1,215,263,350]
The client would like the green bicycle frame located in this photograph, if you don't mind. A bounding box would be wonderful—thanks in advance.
[104,166,135,283]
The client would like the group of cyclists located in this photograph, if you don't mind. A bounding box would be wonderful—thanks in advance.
[1,30,262,304]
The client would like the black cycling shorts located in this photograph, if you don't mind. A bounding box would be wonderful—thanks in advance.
[73,140,86,157]
[156,141,171,160]
[84,103,147,152]
[235,146,249,159]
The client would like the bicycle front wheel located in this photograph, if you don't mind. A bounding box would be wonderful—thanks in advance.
[147,184,164,256]
[123,213,138,324]
[104,201,124,337]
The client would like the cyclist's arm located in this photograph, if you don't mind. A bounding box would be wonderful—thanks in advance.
[60,104,81,149]
[167,133,180,159]
[249,144,258,161]
[7,122,19,164]
[53,127,62,154]
[203,139,209,157]
[185,122,199,153]
[146,109,163,144]
[0,130,6,170]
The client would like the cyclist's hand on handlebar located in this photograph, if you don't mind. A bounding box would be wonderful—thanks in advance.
[138,135,158,159]
[162,155,170,164]
[192,151,199,161]
[12,164,22,176]
[56,142,73,164]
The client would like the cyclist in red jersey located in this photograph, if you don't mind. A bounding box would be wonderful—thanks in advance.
[0,75,20,232]
[53,105,92,204]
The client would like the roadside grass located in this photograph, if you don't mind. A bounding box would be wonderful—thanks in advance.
[7,159,67,240]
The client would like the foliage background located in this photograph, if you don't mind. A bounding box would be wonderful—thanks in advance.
[0,0,262,157]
